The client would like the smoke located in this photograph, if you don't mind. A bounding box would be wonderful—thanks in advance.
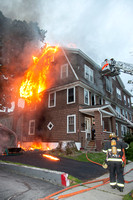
[0,0,43,23]
[0,0,133,94]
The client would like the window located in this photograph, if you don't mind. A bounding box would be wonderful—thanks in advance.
[116,88,121,100]
[127,98,130,107]
[116,106,121,118]
[125,110,128,119]
[61,64,68,79]
[106,78,112,93]
[84,64,94,83]
[99,97,103,105]
[122,109,125,117]
[129,113,132,121]
[121,125,127,137]
[124,95,126,105]
[48,92,56,107]
[67,115,76,133]
[67,87,75,104]
[84,89,89,105]
[105,100,111,105]
[28,120,35,135]
[91,93,96,105]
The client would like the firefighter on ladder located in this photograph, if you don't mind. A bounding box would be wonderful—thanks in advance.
[103,132,129,192]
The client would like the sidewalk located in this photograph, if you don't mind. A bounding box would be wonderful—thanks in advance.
[47,162,133,200]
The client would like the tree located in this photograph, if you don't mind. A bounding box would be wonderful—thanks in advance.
[0,11,47,110]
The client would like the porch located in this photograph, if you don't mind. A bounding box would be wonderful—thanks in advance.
[79,105,117,151]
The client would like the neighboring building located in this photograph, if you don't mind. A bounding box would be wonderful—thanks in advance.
[1,47,133,151]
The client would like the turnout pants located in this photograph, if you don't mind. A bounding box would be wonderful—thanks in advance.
[108,161,124,188]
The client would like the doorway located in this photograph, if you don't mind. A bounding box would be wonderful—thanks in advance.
[85,117,91,141]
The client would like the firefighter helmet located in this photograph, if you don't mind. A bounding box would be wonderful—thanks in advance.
[109,132,117,138]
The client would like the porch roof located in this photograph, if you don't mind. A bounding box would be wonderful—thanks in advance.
[79,104,116,117]
[79,104,133,127]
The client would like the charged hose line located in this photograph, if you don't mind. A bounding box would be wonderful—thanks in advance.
[39,153,133,200]
[85,151,103,166]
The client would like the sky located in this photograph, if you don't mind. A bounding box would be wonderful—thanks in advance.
[0,0,133,94]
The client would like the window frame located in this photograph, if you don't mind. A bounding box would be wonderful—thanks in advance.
[116,106,121,118]
[67,87,75,104]
[121,124,127,137]
[116,88,122,100]
[124,95,127,105]
[60,64,68,79]
[84,89,90,105]
[106,77,112,93]
[28,120,35,135]
[127,98,130,107]
[48,92,56,108]
[67,114,76,133]
[91,93,96,105]
[84,64,94,83]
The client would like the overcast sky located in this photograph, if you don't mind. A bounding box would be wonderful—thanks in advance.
[0,0,133,94]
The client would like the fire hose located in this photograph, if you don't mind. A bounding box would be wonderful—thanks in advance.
[39,152,133,200]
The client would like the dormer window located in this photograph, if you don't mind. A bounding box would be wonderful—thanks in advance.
[61,64,68,79]
[84,64,94,83]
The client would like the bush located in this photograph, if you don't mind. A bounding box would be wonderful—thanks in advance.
[125,142,133,161]
[123,135,133,144]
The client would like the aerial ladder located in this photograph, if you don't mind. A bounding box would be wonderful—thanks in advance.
[101,58,133,126]
[101,58,133,77]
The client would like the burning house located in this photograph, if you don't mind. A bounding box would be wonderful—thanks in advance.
[1,44,132,152]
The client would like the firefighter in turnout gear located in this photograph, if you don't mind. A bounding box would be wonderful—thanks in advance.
[103,132,129,192]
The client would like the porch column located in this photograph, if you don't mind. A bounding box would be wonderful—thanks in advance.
[111,116,116,133]
[94,111,103,151]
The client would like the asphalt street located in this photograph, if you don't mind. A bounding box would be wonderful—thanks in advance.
[0,168,63,200]
[0,151,107,181]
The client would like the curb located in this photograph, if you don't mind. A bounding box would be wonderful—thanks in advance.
[0,161,70,187]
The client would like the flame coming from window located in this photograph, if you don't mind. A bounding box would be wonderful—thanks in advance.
[43,154,60,161]
[19,44,59,104]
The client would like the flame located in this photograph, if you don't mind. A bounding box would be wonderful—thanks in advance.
[29,141,43,150]
[19,44,59,104]
[43,154,60,161]
[18,141,52,151]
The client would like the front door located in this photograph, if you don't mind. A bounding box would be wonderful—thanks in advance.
[85,117,91,141]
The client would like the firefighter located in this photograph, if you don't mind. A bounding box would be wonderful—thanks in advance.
[103,132,129,192]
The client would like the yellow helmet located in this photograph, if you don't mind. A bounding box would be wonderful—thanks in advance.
[109,132,117,138]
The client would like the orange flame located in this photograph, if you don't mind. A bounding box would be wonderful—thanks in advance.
[19,44,59,104]
[43,154,60,161]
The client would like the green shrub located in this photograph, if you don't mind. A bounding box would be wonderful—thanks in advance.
[125,142,133,161]
[123,135,133,144]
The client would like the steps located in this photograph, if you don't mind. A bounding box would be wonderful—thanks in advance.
[86,140,96,152]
